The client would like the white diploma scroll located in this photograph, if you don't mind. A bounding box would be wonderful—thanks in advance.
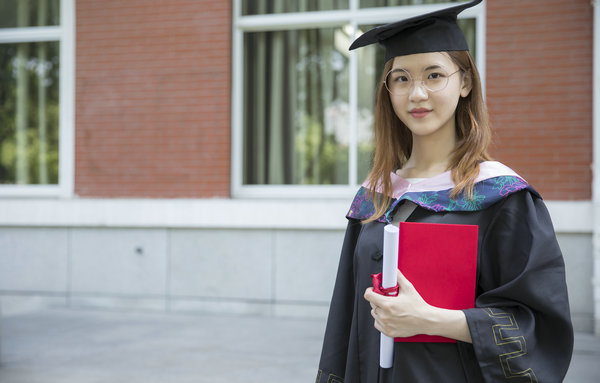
[380,224,399,369]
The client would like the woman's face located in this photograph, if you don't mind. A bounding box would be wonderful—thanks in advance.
[387,52,471,138]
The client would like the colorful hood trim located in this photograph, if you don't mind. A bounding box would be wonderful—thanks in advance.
[346,163,539,223]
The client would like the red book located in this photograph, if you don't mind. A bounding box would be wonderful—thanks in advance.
[394,222,478,343]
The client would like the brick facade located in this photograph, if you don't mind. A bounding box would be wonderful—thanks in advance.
[74,0,592,200]
[75,0,231,198]
[487,0,593,200]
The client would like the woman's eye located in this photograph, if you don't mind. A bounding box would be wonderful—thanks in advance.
[428,72,445,80]
[390,74,409,83]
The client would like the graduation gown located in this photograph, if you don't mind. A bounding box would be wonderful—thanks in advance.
[316,161,573,383]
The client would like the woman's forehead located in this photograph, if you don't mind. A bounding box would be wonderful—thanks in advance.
[391,52,455,71]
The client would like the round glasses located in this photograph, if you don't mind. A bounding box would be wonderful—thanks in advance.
[384,68,461,96]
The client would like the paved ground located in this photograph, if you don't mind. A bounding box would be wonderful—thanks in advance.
[0,308,597,382]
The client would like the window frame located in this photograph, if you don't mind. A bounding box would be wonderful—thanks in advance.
[0,0,74,197]
[231,0,485,199]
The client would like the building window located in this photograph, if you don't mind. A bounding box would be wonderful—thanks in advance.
[241,1,350,15]
[233,0,483,197]
[0,0,74,196]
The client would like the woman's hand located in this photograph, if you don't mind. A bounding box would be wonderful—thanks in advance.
[364,270,472,343]
[364,269,433,338]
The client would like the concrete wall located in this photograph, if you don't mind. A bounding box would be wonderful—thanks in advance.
[559,234,595,332]
[0,226,594,332]
[0,226,343,318]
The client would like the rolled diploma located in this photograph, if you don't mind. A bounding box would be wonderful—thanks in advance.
[380,224,399,369]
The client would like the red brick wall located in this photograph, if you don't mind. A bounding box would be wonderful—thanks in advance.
[76,0,231,198]
[487,0,593,200]
[74,0,592,200]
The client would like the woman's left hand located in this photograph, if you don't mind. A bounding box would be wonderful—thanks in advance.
[364,269,435,338]
[364,269,472,343]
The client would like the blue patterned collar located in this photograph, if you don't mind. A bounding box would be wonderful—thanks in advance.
[347,162,538,223]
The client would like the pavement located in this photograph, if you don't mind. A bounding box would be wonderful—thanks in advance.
[0,308,598,382]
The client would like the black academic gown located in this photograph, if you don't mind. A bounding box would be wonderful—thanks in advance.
[317,189,573,383]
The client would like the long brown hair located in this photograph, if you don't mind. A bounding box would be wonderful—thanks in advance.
[365,51,492,223]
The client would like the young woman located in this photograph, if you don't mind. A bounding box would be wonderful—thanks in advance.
[316,1,573,382]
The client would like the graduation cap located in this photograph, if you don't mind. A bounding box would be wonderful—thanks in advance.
[349,0,482,62]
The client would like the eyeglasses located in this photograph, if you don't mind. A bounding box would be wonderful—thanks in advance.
[384,68,461,96]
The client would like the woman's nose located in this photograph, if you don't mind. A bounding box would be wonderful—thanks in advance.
[409,80,429,101]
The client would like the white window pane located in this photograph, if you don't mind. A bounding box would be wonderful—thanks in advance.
[0,0,60,29]
[360,0,463,8]
[0,41,60,185]
[242,0,349,16]
[243,27,351,185]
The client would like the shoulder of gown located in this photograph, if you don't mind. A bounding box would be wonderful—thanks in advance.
[347,161,539,223]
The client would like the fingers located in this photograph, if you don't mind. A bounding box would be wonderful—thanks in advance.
[364,287,387,307]
[373,318,384,334]
[396,269,413,290]
[371,309,389,336]
[364,287,375,302]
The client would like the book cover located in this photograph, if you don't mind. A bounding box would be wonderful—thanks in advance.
[395,221,478,343]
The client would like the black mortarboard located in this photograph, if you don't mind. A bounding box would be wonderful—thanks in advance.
[349,0,482,62]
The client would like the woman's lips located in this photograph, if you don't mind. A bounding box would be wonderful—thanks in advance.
[409,108,432,118]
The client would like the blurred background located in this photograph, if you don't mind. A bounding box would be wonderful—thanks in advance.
[0,0,598,381]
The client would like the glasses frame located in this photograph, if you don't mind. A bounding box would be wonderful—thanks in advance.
[383,68,462,96]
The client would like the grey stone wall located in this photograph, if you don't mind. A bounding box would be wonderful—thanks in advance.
[0,227,593,332]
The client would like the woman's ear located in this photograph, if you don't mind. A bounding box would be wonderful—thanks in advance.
[460,72,473,98]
